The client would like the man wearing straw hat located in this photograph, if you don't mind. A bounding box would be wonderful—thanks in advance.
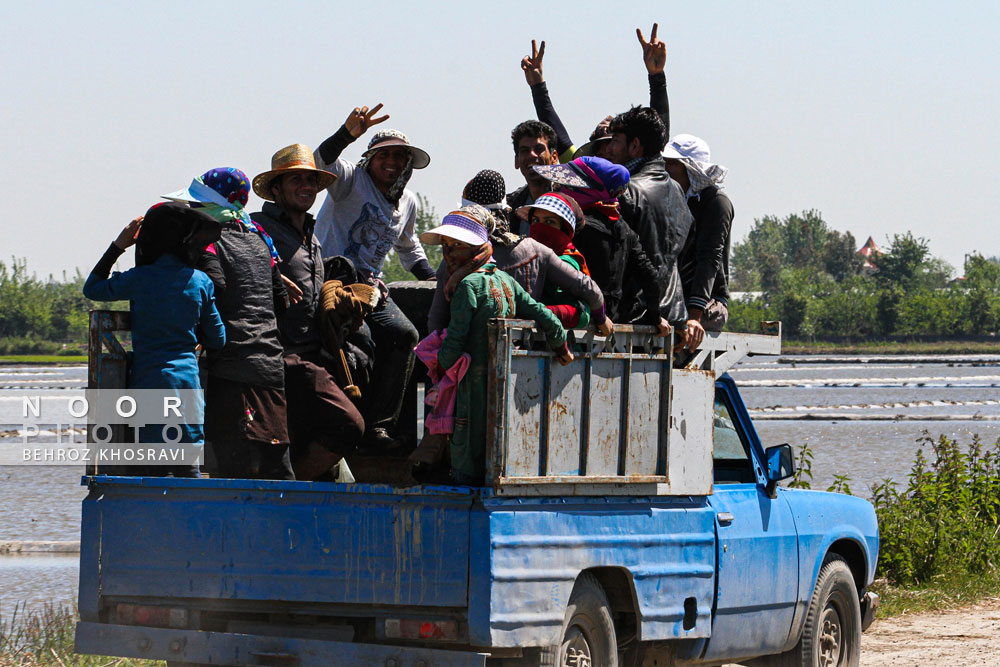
[251,144,366,479]
[313,104,434,450]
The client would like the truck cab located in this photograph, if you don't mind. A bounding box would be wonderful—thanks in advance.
[74,313,878,666]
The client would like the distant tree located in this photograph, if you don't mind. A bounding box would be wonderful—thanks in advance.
[961,253,1000,334]
[964,253,1000,290]
[379,193,441,284]
[821,230,864,282]
[730,210,860,292]
[875,232,952,290]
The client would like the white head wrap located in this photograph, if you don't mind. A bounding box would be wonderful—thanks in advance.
[663,134,728,199]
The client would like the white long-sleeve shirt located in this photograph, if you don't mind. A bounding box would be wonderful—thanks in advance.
[312,153,427,279]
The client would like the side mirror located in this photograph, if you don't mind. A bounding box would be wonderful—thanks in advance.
[764,444,795,498]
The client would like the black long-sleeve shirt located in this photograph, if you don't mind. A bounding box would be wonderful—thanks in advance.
[678,187,734,310]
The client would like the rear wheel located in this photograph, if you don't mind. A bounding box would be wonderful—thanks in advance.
[539,572,618,667]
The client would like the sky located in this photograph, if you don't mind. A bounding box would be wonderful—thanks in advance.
[2,1,997,279]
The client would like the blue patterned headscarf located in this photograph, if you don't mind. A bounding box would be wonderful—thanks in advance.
[193,168,280,264]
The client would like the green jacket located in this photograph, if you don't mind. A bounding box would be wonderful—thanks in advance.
[438,265,567,482]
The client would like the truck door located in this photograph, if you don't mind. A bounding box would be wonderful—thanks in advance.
[700,384,799,662]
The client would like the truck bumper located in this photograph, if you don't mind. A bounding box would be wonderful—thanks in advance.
[75,622,487,667]
[860,591,879,632]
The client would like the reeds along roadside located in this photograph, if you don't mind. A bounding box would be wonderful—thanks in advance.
[872,433,1000,587]
[0,603,160,667]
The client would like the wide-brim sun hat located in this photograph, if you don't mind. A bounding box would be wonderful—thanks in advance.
[252,143,338,200]
[532,157,629,195]
[419,209,490,246]
[573,135,611,158]
[361,129,430,169]
[532,163,590,190]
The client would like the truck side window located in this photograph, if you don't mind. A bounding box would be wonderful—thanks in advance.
[713,392,755,484]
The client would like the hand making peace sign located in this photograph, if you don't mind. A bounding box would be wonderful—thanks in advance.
[520,39,546,86]
[636,23,666,75]
[344,103,390,139]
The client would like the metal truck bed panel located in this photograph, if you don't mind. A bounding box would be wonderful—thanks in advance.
[490,323,675,491]
[84,477,475,608]
[75,621,487,667]
[467,495,717,647]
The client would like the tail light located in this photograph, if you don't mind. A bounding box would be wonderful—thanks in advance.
[116,603,188,628]
[383,618,459,641]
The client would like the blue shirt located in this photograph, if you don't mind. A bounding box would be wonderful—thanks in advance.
[83,254,225,390]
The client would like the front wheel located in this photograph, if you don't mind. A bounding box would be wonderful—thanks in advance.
[539,572,618,667]
[775,555,861,667]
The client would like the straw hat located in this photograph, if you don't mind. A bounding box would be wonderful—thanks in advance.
[252,144,337,200]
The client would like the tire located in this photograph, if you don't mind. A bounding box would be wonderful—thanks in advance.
[538,572,618,667]
[766,555,861,667]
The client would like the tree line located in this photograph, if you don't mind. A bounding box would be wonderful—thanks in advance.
[0,259,97,354]
[728,210,1000,339]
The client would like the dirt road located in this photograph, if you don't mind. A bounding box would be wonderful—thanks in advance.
[862,598,1000,665]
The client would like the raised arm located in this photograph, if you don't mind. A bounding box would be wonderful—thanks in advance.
[82,217,141,300]
[316,103,390,165]
[637,23,670,136]
[522,40,575,159]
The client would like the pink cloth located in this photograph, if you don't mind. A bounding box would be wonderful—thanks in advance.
[414,330,471,435]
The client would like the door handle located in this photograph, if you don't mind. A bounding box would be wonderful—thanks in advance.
[717,512,735,525]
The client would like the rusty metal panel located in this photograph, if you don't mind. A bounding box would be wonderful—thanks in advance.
[487,320,778,495]
[585,359,624,476]
[666,369,715,495]
[506,356,544,477]
[545,360,584,476]
[625,360,663,475]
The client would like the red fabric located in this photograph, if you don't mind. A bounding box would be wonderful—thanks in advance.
[584,201,621,222]
[547,303,581,328]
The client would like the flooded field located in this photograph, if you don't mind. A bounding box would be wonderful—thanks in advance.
[2,357,999,610]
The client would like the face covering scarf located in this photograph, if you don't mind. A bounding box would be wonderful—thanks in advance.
[530,222,573,256]
[442,242,493,301]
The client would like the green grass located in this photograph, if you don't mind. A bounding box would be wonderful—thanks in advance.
[0,356,88,365]
[0,604,161,667]
[871,572,1000,618]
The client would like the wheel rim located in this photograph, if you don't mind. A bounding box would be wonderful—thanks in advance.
[562,625,593,667]
[818,602,843,667]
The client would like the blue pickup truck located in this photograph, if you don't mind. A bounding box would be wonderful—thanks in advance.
[75,315,878,667]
